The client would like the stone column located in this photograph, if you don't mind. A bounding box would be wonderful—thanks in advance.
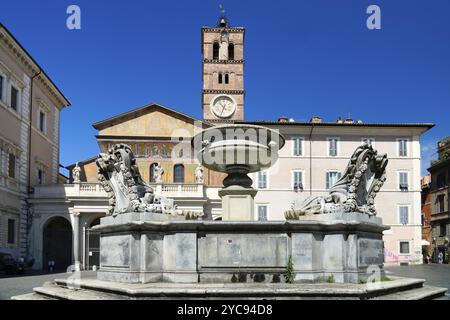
[72,211,81,271]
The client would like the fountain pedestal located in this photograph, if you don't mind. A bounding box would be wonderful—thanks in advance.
[219,186,257,220]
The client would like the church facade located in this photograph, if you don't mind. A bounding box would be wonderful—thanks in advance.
[29,15,432,270]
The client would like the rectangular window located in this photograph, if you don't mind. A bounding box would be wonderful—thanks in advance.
[257,205,268,221]
[7,219,15,244]
[292,137,303,156]
[399,206,409,225]
[328,138,338,157]
[8,153,16,179]
[39,111,46,133]
[398,139,408,157]
[399,241,410,254]
[399,172,409,191]
[0,75,3,101]
[326,171,341,190]
[292,171,303,191]
[437,194,445,213]
[440,224,446,237]
[257,171,267,189]
[10,86,18,111]
[37,169,44,185]
[362,137,374,147]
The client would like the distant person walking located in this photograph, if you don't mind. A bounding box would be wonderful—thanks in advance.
[438,252,443,264]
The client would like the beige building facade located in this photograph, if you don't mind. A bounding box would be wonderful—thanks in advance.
[246,121,432,265]
[0,23,70,259]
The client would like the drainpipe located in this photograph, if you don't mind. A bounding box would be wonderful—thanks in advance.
[27,69,41,193]
[308,124,315,196]
[24,69,41,259]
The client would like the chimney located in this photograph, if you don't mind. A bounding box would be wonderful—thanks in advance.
[278,117,289,123]
[309,116,322,123]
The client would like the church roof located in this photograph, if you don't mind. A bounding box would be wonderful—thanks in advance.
[92,102,205,130]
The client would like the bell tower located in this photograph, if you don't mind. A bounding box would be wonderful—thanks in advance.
[201,13,245,121]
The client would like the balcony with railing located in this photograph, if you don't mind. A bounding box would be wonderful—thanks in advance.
[32,182,206,199]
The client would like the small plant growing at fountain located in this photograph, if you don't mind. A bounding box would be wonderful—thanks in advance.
[231,267,247,283]
[326,275,335,283]
[283,255,295,284]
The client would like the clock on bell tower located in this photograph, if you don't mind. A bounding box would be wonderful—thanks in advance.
[201,14,245,121]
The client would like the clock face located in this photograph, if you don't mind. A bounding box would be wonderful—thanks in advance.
[212,96,236,118]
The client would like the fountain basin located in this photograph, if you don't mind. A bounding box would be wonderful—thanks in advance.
[192,124,285,175]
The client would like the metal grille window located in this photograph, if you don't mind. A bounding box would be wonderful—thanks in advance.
[326,171,341,190]
[39,111,46,133]
[293,171,303,191]
[398,139,408,157]
[0,148,3,174]
[258,171,267,189]
[399,172,409,191]
[8,153,16,179]
[399,206,409,225]
[10,86,18,111]
[173,164,184,183]
[7,219,15,244]
[293,137,303,156]
[0,75,3,101]
[257,205,268,221]
[328,138,338,156]
[399,241,410,254]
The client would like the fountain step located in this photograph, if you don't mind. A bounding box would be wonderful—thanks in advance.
[371,285,448,300]
[11,276,447,300]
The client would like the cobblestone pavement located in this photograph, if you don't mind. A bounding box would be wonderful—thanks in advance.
[0,270,96,300]
[386,263,450,296]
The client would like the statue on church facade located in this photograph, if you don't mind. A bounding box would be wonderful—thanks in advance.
[154,162,164,183]
[285,144,388,219]
[195,164,204,184]
[96,144,201,219]
[72,162,81,183]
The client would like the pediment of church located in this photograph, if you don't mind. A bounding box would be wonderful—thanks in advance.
[93,103,204,138]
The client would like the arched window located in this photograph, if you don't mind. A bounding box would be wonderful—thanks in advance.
[224,73,229,84]
[173,164,185,183]
[213,42,219,60]
[218,73,223,84]
[149,163,158,183]
[228,43,234,60]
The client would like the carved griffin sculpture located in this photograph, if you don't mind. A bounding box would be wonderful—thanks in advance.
[96,144,201,219]
[285,143,388,219]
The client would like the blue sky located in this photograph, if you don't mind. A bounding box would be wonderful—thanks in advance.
[1,0,449,175]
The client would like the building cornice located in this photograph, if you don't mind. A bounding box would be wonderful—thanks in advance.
[0,23,70,109]
[203,59,244,64]
[203,89,245,95]
[201,27,245,33]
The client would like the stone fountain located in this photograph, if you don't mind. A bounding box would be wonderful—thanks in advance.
[192,124,285,220]
[12,130,448,300]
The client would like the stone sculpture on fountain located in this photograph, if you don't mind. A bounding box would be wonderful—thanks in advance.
[285,143,388,219]
[96,143,200,219]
